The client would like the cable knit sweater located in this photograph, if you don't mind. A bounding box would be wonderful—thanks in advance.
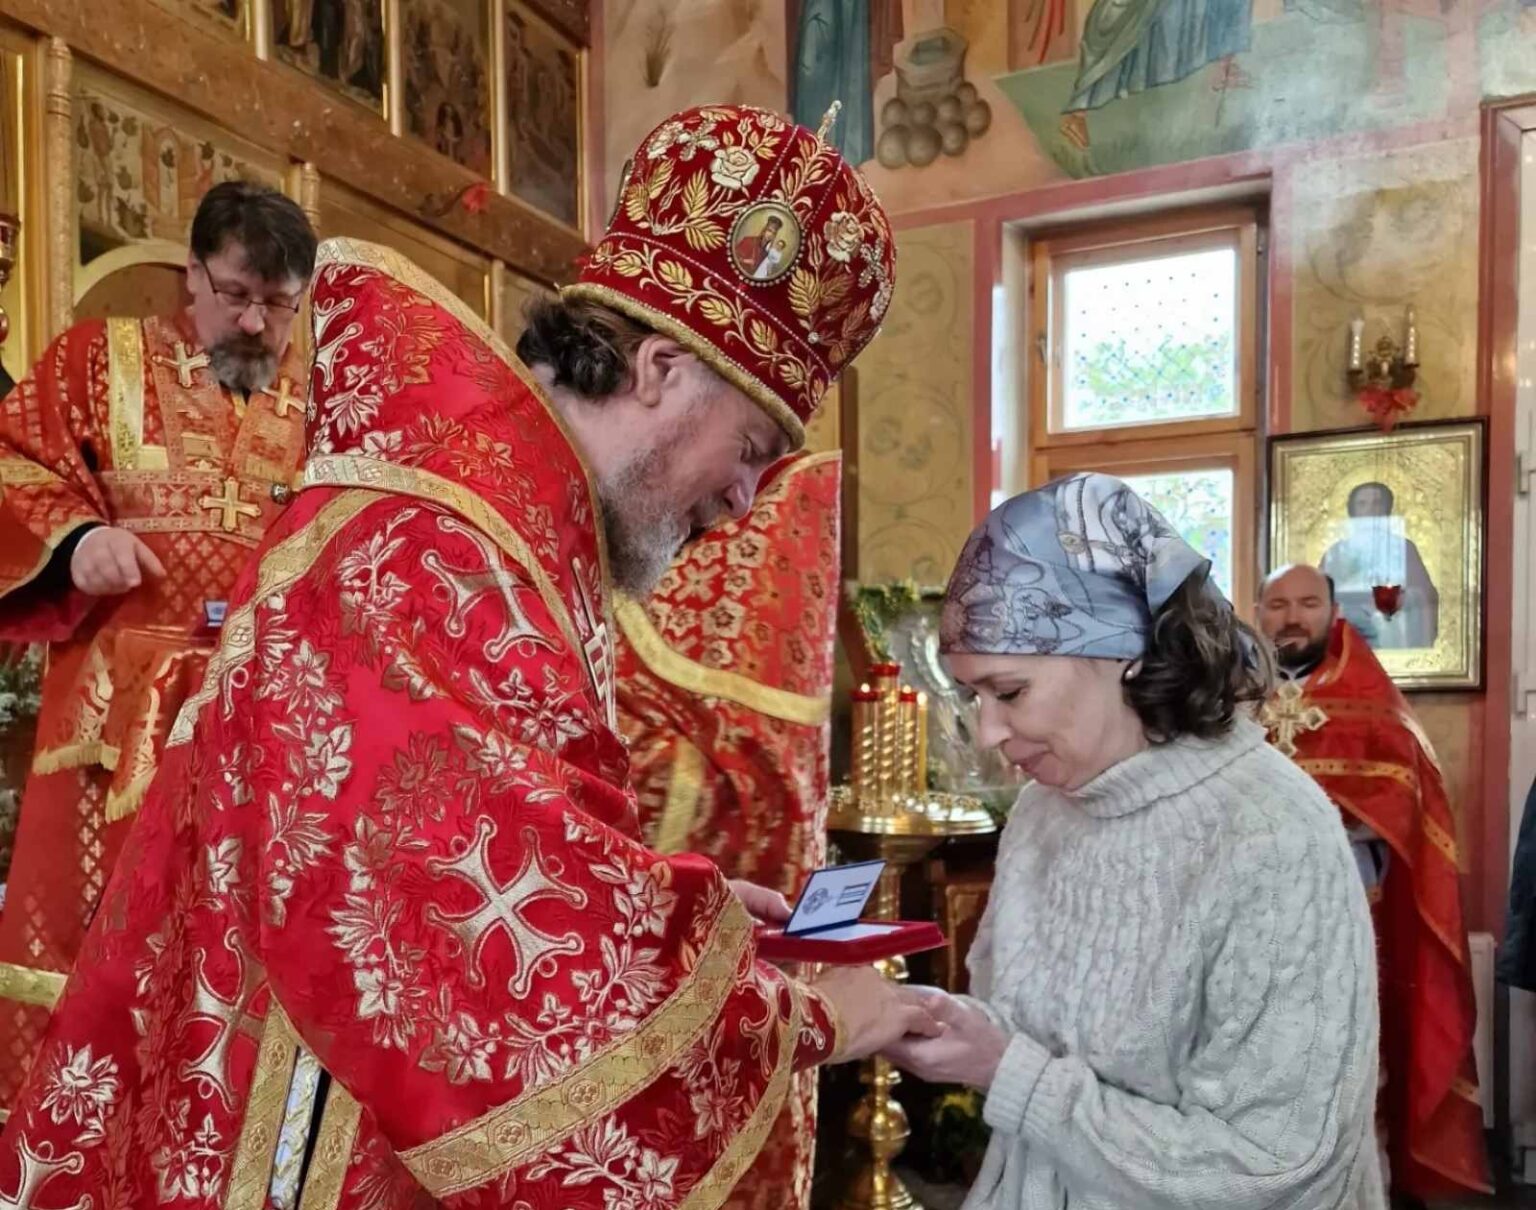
[963,718,1385,1210]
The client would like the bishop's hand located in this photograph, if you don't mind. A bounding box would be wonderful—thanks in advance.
[814,965,944,1063]
[881,985,1009,1090]
[728,878,792,924]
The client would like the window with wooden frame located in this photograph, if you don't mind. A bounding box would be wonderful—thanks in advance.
[1027,205,1262,605]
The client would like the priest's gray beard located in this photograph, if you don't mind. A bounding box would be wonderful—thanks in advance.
[210,335,278,394]
[597,397,717,597]
[598,439,689,597]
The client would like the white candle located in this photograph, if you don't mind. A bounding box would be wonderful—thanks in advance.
[1348,317,1365,372]
[1404,308,1418,367]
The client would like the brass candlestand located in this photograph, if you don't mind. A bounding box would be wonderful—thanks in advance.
[830,662,994,1210]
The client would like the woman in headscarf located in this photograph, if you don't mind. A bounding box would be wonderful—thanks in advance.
[887,473,1385,1209]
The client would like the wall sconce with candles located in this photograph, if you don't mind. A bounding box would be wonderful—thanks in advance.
[1346,307,1419,431]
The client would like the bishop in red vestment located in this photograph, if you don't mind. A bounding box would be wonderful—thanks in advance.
[0,182,316,1111]
[615,450,841,1210]
[1258,565,1491,1199]
[0,103,924,1208]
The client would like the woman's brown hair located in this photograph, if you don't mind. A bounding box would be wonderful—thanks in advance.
[1124,571,1276,743]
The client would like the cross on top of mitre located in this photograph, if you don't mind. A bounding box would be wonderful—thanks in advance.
[817,100,842,143]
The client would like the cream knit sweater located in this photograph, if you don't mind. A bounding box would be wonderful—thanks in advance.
[963,719,1386,1210]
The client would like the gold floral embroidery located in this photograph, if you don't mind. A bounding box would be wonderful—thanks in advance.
[397,902,754,1198]
[311,239,608,588]
[301,455,598,700]
[614,598,830,726]
[674,993,800,1210]
[168,490,381,748]
[39,1044,121,1147]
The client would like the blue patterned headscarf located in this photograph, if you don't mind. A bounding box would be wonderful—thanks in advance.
[940,473,1217,660]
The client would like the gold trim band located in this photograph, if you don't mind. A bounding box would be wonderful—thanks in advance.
[654,740,705,855]
[399,902,755,1197]
[106,317,145,472]
[615,597,830,726]
[297,1083,363,1210]
[223,1002,301,1210]
[1295,757,1416,792]
[0,962,66,1009]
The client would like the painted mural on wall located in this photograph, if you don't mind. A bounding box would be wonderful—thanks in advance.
[73,84,279,259]
[403,0,494,176]
[507,2,582,228]
[777,0,1536,213]
[273,0,387,111]
[599,0,788,222]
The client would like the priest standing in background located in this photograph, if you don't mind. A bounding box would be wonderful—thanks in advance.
[1257,563,1490,1202]
[0,180,315,1112]
[0,104,933,1209]
[616,448,841,1210]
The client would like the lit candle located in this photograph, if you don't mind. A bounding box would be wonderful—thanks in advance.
[899,687,919,795]
[1348,317,1365,372]
[1404,308,1418,367]
[852,684,878,794]
[874,694,897,803]
[916,691,929,794]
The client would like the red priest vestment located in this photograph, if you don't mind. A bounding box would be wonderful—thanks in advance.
[0,310,307,1110]
[1261,619,1490,1198]
[614,451,840,1210]
[0,239,837,1210]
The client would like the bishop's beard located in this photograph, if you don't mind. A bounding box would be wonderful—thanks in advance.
[597,438,689,597]
[209,336,278,394]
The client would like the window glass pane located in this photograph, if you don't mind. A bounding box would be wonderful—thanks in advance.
[1120,468,1235,599]
[1061,245,1237,431]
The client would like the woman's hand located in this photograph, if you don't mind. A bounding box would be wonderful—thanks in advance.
[813,965,944,1063]
[882,986,1010,1090]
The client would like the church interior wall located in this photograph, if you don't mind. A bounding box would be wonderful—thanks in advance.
[593,0,1536,942]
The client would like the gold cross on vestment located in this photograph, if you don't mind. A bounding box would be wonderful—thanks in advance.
[179,929,265,1108]
[153,340,211,388]
[265,376,302,419]
[425,817,585,998]
[420,515,555,664]
[200,477,261,532]
[1260,679,1329,759]
[0,1135,89,1210]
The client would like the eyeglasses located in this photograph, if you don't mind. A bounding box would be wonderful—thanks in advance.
[197,259,302,317]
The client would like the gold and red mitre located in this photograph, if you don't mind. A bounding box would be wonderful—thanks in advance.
[567,103,895,448]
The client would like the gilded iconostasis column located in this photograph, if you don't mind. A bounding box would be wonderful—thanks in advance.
[41,35,70,339]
